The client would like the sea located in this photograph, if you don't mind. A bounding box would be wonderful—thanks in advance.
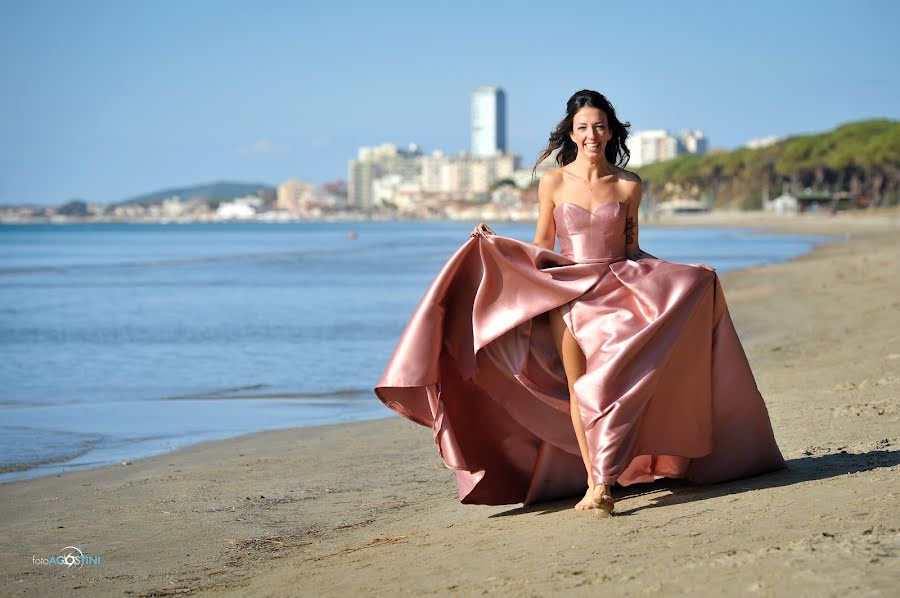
[0,219,832,483]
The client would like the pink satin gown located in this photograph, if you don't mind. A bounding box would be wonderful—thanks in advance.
[374,200,786,506]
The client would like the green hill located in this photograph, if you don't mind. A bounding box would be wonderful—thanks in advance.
[117,181,274,205]
[632,118,900,209]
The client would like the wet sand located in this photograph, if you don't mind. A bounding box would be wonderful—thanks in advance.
[1,209,898,597]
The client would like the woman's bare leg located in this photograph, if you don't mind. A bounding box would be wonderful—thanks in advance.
[548,308,613,512]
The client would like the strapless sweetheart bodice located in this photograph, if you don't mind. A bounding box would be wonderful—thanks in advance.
[553,201,627,263]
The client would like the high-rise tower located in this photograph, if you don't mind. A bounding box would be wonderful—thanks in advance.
[471,86,507,157]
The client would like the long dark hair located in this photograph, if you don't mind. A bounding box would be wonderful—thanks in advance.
[531,89,631,181]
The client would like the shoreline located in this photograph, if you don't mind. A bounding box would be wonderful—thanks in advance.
[1,213,898,596]
[2,204,898,230]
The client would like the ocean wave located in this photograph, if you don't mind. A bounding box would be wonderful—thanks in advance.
[0,236,452,276]
[159,385,371,401]
[0,427,104,474]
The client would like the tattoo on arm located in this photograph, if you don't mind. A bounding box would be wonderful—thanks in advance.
[625,213,656,260]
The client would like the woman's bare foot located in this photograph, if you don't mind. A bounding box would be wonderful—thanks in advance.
[574,486,598,511]
[592,483,615,516]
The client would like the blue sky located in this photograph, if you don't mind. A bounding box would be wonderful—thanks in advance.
[1,0,898,205]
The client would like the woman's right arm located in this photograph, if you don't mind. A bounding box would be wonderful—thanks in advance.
[532,170,559,250]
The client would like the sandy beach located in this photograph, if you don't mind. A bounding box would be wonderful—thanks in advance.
[2,209,898,597]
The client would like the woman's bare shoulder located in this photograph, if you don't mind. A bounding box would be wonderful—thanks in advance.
[615,168,643,208]
[540,167,564,183]
[616,167,642,186]
[537,167,563,204]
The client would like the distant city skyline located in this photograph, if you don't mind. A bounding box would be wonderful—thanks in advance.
[1,0,899,205]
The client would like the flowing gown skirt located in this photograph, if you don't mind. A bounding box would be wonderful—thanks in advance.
[374,230,786,506]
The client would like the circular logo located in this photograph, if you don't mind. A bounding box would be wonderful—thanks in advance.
[60,546,84,568]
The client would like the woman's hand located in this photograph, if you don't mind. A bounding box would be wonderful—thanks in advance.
[469,222,496,238]
[689,263,716,271]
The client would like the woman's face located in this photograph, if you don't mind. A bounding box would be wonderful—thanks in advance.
[569,106,611,159]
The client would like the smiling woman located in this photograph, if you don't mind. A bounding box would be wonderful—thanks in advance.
[375,89,786,516]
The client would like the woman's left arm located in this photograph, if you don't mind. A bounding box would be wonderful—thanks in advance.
[624,177,657,260]
[625,179,715,271]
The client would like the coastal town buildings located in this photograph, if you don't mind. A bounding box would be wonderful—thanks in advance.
[215,196,262,220]
[276,179,315,212]
[344,85,520,217]
[628,129,708,167]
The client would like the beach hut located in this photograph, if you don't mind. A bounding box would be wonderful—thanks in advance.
[656,198,710,215]
[769,192,799,214]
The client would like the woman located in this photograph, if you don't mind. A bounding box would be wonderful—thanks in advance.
[374,90,785,515]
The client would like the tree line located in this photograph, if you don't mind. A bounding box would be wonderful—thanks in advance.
[632,118,900,209]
